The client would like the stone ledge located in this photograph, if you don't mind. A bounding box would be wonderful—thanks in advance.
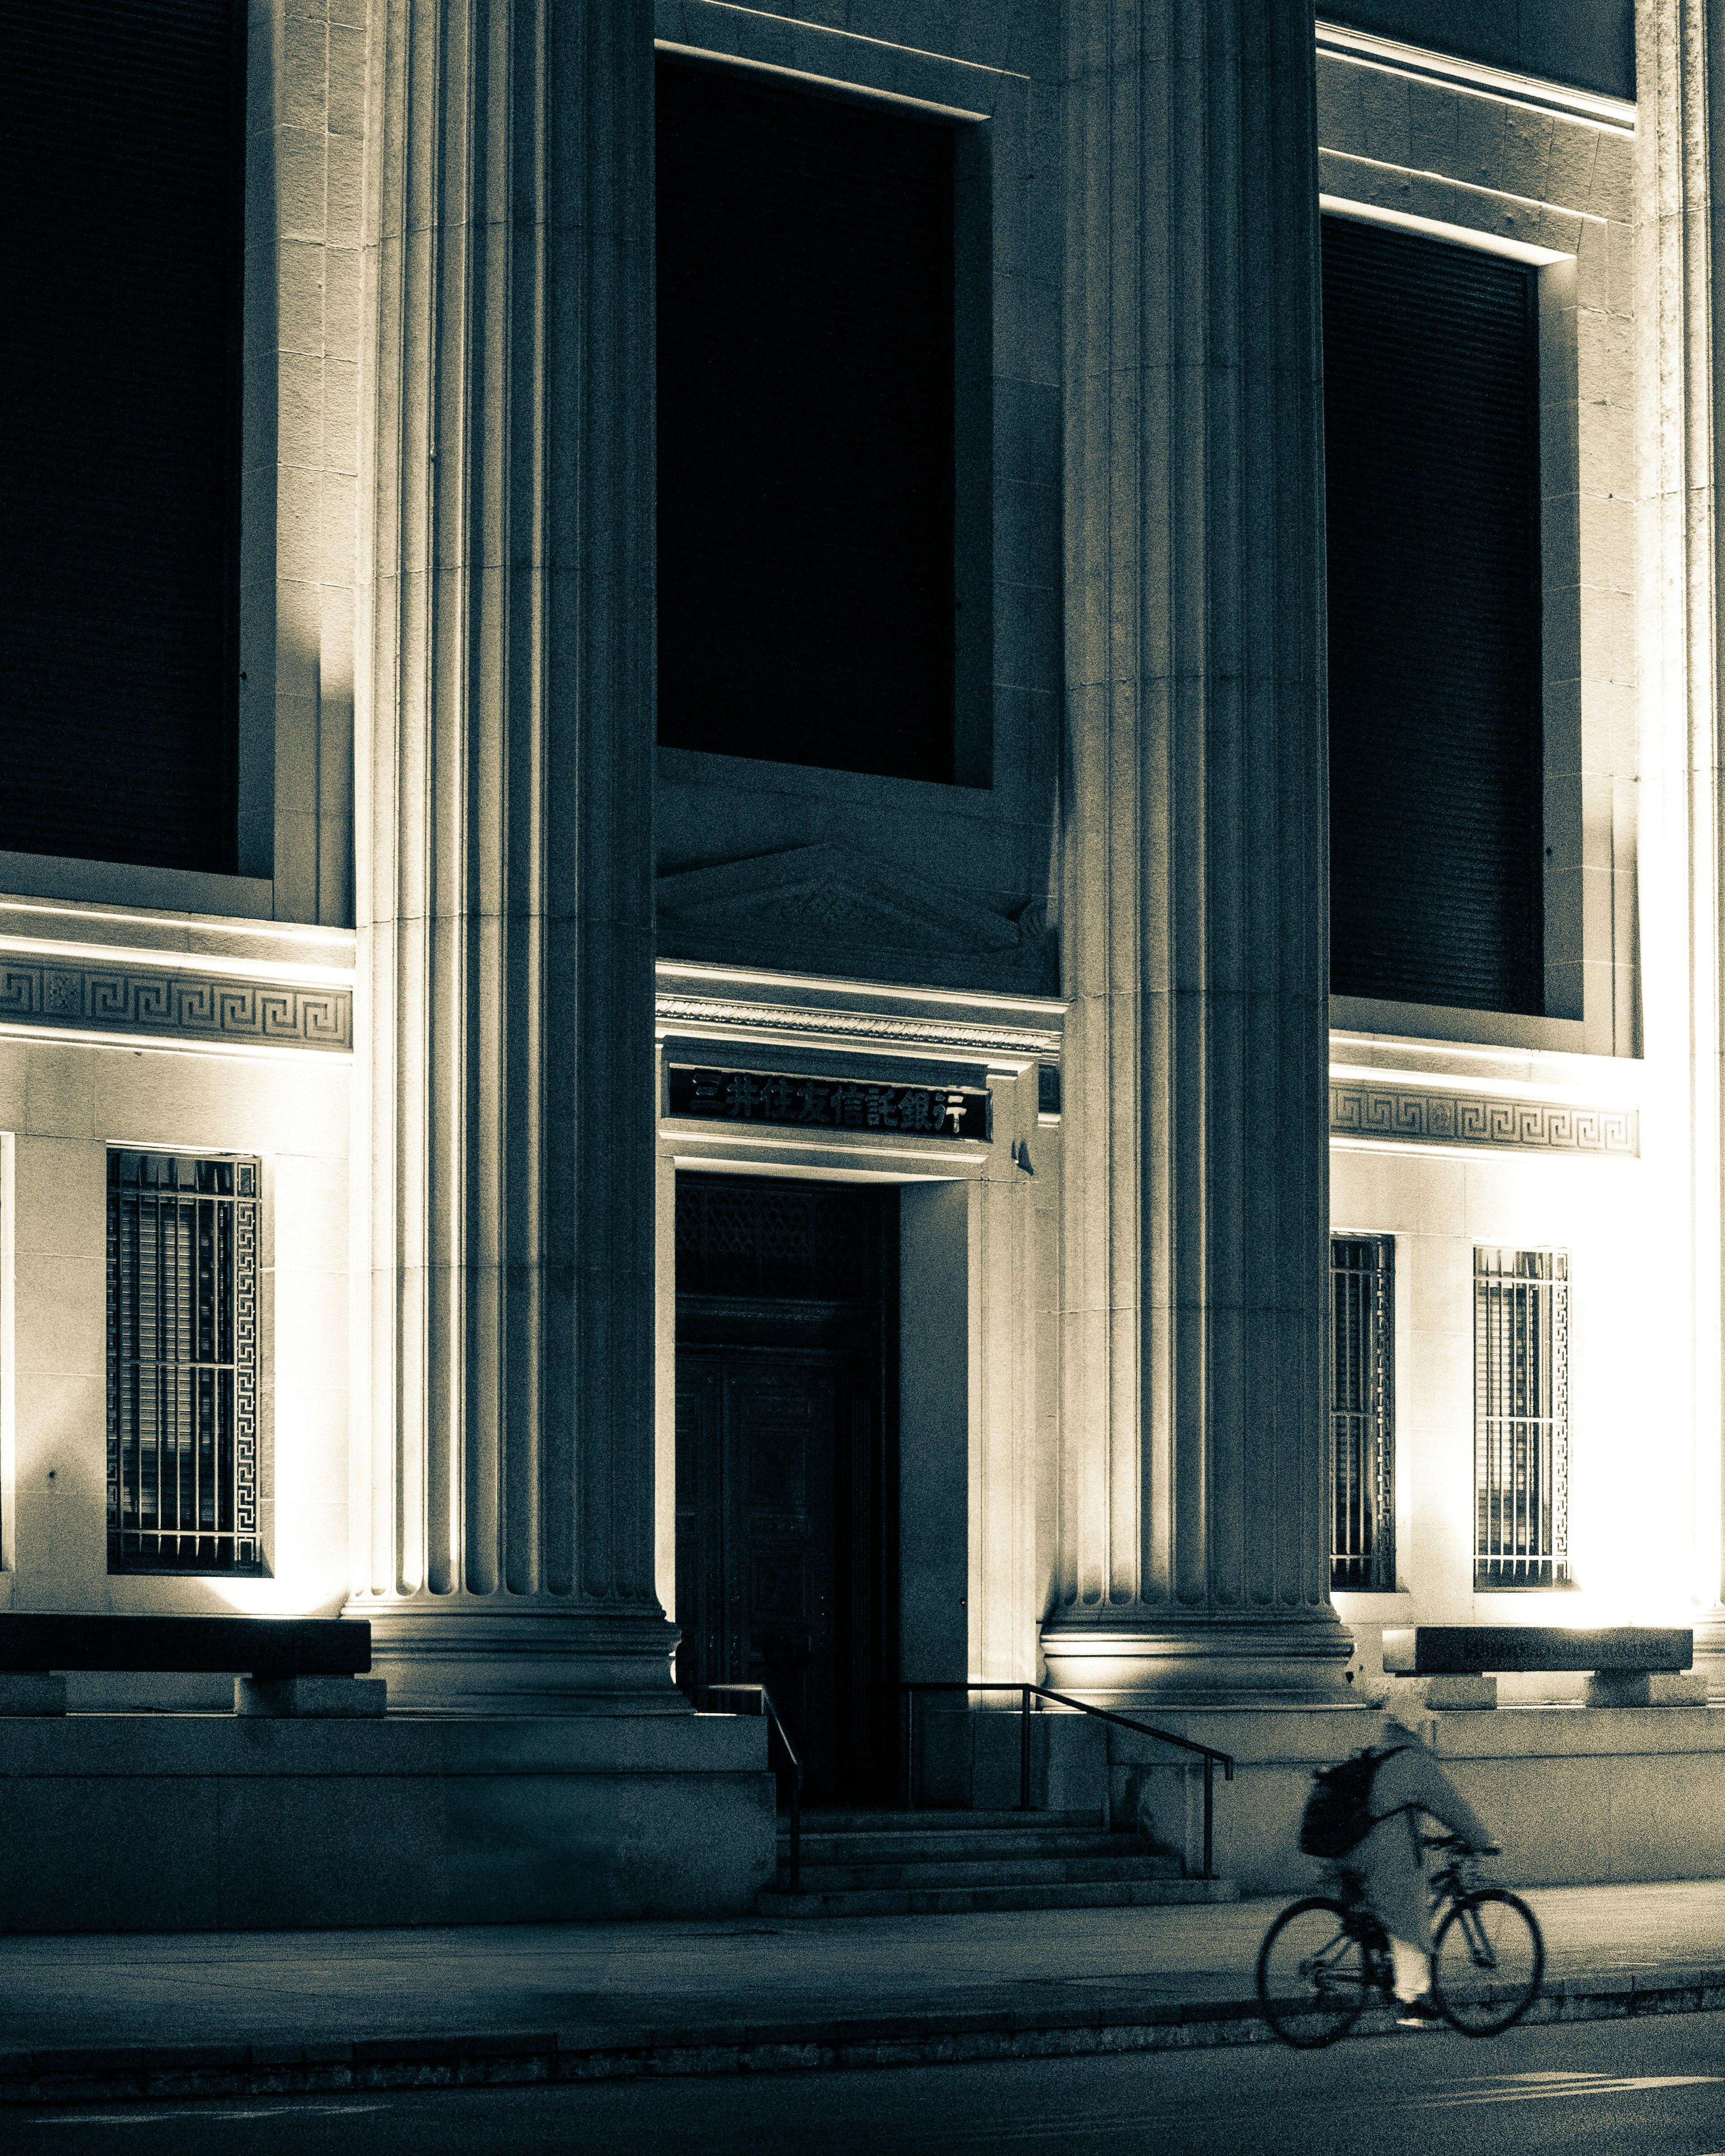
[1421,1705,1725,1759]
[1098,1707,1380,1768]
[5,1964,1725,2102]
[0,1710,767,1776]
[1097,1701,1725,1769]
[0,1715,778,1928]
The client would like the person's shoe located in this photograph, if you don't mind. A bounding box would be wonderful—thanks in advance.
[1396,1995,1441,2027]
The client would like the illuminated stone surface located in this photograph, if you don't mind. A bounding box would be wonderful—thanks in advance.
[352,0,685,1719]
[1044,0,1352,1709]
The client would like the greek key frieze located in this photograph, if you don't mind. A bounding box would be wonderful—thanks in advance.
[0,959,352,1052]
[1330,1085,1638,1156]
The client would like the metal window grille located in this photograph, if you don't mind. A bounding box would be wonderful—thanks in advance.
[106,1151,262,1575]
[675,1173,883,1301]
[1331,1235,1395,1591]
[1474,1247,1570,1589]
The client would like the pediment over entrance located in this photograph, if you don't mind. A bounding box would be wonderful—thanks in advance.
[655,844,1055,993]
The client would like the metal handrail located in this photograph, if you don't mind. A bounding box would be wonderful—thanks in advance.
[898,1681,1236,1882]
[707,1683,803,1894]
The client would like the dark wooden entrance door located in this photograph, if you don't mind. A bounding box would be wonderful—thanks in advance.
[673,1175,895,1803]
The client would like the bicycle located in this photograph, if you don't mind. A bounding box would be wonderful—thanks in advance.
[1255,1833,1545,2049]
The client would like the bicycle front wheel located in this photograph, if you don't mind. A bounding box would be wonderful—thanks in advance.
[1431,1888,1544,2036]
[1256,1897,1375,2049]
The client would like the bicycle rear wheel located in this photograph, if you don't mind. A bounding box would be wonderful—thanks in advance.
[1256,1897,1376,2049]
[1431,1888,1544,2035]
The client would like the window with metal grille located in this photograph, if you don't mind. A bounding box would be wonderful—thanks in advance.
[106,1151,261,1575]
[1331,1235,1395,1591]
[1474,1247,1570,1589]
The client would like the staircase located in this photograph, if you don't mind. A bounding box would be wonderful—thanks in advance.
[757,1808,1238,1917]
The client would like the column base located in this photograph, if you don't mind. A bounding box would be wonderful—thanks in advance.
[1040,1614,1358,1709]
[351,1604,689,1716]
[1689,1608,1725,1700]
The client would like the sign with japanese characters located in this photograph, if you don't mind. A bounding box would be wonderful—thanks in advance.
[666,1065,990,1141]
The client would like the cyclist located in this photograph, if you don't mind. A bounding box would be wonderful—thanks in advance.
[1339,1729,1498,2026]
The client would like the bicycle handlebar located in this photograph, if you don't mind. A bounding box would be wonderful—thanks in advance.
[1421,1833,1500,1855]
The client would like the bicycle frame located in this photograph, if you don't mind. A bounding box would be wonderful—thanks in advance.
[1424,1837,1489,1936]
[1426,1838,1483,1909]
[1335,1833,1478,1939]
[1257,1831,1544,2048]
[1343,1909,1394,1999]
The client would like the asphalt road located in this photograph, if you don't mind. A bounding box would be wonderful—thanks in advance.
[17,2011,1725,2154]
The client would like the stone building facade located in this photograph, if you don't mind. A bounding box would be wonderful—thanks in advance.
[6,0,1724,1920]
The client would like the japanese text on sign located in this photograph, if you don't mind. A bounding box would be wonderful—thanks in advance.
[666,1066,990,1141]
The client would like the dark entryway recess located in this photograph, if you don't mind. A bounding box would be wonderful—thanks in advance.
[655,56,957,784]
[1,0,242,873]
[675,1173,898,1805]
[1323,213,1544,1017]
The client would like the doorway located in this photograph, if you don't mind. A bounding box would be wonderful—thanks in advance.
[674,1173,897,1803]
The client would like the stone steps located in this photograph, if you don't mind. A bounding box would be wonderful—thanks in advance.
[759,1875,1238,1917]
[783,1852,1183,1892]
[795,1808,1104,1834]
[791,1830,1139,1868]
[761,1808,1237,1917]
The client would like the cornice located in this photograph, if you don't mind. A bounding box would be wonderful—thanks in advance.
[655,991,1062,1062]
[1315,20,1636,135]
[0,893,355,974]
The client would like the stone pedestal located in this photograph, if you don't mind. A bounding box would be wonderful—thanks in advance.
[235,1676,388,1718]
[352,0,680,1711]
[0,1674,65,1717]
[1583,1670,1652,1709]
[1419,1676,1499,1712]
[1044,0,1350,1708]
[0,1715,772,1931]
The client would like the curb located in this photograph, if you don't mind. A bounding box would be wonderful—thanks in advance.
[4,1968,1725,2104]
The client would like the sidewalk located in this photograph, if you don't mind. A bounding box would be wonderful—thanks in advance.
[4,1880,1725,2105]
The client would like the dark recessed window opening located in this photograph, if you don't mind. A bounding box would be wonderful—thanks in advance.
[655,57,958,784]
[1,0,243,875]
[1324,215,1544,1016]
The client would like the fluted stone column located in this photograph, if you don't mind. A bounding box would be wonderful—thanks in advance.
[1042,0,1353,1706]
[1637,1,1725,1675]
[350,0,681,1711]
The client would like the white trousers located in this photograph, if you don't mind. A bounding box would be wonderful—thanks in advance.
[1389,1935,1429,2001]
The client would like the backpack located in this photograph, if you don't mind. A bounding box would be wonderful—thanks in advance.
[1297,1745,1406,1858]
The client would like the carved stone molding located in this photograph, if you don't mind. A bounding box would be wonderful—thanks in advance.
[656,992,1062,1063]
[1331,1085,1638,1155]
[656,844,1057,993]
[0,959,352,1052]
